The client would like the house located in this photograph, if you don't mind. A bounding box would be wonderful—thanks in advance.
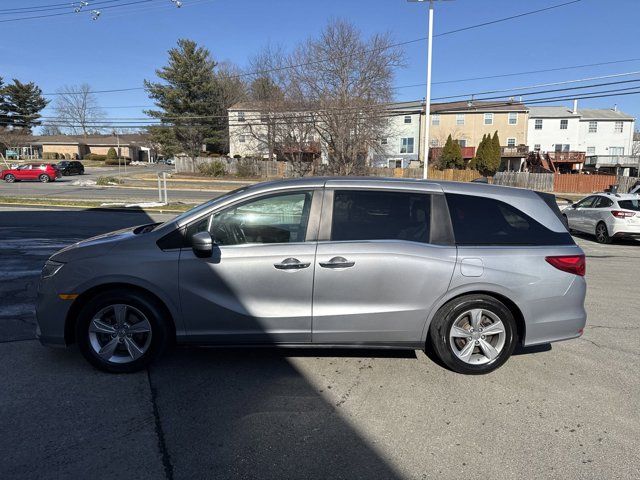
[527,101,636,175]
[17,134,157,162]
[371,100,422,168]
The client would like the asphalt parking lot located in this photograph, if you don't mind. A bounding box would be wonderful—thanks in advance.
[1,206,638,480]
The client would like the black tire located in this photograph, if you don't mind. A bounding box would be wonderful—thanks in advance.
[39,174,50,183]
[75,289,171,373]
[4,174,15,183]
[428,294,517,375]
[595,222,612,244]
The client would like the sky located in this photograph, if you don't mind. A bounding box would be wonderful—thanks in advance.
[2,0,640,130]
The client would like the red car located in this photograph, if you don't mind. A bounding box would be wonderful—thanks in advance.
[1,163,61,183]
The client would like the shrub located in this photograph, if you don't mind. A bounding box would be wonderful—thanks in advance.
[83,153,107,161]
[43,152,59,160]
[198,160,226,177]
[105,157,132,166]
[96,176,124,185]
[106,147,118,160]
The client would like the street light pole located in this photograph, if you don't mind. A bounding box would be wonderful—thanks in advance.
[423,0,434,179]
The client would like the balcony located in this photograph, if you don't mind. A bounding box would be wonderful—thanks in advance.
[584,155,640,167]
[547,151,586,164]
[500,145,529,157]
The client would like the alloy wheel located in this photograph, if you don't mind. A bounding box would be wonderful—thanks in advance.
[596,223,609,243]
[448,308,506,365]
[88,304,153,364]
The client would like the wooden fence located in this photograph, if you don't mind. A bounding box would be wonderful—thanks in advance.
[494,172,639,194]
[493,172,554,192]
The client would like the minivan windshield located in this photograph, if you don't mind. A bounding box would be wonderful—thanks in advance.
[160,186,251,227]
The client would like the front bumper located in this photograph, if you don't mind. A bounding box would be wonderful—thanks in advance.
[35,277,73,347]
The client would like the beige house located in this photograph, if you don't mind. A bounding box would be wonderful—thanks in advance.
[425,101,528,151]
[28,134,156,161]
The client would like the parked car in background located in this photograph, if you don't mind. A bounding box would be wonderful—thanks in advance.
[1,163,61,183]
[37,178,587,375]
[55,160,85,176]
[563,193,640,243]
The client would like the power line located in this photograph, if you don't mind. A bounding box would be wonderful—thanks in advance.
[0,0,124,15]
[0,0,156,23]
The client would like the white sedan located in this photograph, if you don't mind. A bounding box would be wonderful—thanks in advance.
[562,193,640,244]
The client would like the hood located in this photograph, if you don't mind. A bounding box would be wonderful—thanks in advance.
[50,225,143,262]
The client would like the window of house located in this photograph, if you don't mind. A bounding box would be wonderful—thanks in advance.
[331,190,431,244]
[432,114,440,126]
[609,147,624,155]
[615,121,624,133]
[187,191,313,246]
[588,121,597,133]
[457,139,466,148]
[560,119,568,130]
[430,139,439,147]
[238,135,246,143]
[535,119,543,130]
[586,147,596,155]
[388,159,402,168]
[534,144,541,151]
[400,137,414,154]
[404,115,412,124]
[237,111,245,122]
[260,113,268,123]
[508,112,517,125]
[555,144,570,152]
[380,138,388,145]
[456,114,465,125]
[484,113,493,125]
[507,138,516,147]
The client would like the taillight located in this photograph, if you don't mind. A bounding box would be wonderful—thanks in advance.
[611,210,635,218]
[545,254,586,276]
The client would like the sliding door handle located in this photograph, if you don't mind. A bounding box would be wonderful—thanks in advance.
[319,256,355,269]
[274,258,310,270]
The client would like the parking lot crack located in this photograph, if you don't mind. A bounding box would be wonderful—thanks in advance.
[147,368,174,480]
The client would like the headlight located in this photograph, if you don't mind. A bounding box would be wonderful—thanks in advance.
[41,260,64,279]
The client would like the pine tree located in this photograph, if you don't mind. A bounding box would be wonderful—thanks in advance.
[473,132,502,176]
[145,39,225,159]
[2,79,48,132]
[106,147,118,160]
[440,134,464,169]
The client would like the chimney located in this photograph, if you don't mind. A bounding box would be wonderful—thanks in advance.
[573,99,578,114]
[613,104,618,112]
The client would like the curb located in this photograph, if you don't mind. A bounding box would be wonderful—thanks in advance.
[0,201,186,214]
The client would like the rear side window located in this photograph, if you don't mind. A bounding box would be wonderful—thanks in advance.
[446,194,573,246]
[618,199,640,211]
[331,190,431,243]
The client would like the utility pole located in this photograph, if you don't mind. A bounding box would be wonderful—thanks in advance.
[409,0,452,179]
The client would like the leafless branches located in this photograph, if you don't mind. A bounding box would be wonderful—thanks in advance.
[52,83,105,136]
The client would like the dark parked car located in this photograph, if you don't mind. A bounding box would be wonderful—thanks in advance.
[56,160,85,176]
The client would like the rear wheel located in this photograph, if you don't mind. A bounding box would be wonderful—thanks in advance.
[428,294,517,375]
[39,174,50,183]
[75,289,170,373]
[595,221,612,244]
[4,174,15,183]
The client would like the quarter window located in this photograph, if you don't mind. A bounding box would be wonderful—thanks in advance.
[400,137,414,154]
[331,190,431,244]
[187,191,313,246]
[445,194,573,246]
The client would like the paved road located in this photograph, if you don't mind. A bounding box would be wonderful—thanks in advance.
[1,206,639,479]
[0,165,225,204]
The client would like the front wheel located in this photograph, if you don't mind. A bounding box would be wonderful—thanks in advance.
[4,174,15,183]
[75,290,170,373]
[39,174,50,183]
[595,222,612,244]
[428,294,517,374]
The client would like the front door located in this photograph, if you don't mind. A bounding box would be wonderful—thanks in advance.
[312,186,457,345]
[179,189,320,344]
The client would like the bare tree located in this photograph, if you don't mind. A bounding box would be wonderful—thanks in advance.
[0,127,31,162]
[290,20,404,175]
[53,84,105,137]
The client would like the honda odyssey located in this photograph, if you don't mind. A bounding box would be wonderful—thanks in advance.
[36,177,587,374]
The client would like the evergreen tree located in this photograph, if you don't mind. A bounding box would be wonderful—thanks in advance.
[1,79,48,132]
[473,132,502,176]
[145,39,225,159]
[106,147,118,160]
[440,134,464,169]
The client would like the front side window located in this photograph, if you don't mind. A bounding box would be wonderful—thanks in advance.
[535,119,543,130]
[331,190,431,244]
[400,137,414,154]
[508,112,517,125]
[588,121,597,133]
[484,113,493,125]
[560,119,568,130]
[187,191,313,245]
[446,194,573,246]
[575,196,597,208]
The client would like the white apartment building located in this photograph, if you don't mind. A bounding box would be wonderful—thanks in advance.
[370,100,422,168]
[527,103,635,156]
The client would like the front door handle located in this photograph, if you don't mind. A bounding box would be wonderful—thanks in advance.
[319,256,356,269]
[274,258,310,270]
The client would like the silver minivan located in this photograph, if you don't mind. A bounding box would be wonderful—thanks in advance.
[36,178,587,374]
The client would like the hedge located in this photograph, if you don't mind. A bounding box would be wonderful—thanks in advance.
[105,157,132,165]
[83,153,107,161]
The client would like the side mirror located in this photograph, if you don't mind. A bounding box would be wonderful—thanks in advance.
[571,203,578,209]
[192,231,213,258]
